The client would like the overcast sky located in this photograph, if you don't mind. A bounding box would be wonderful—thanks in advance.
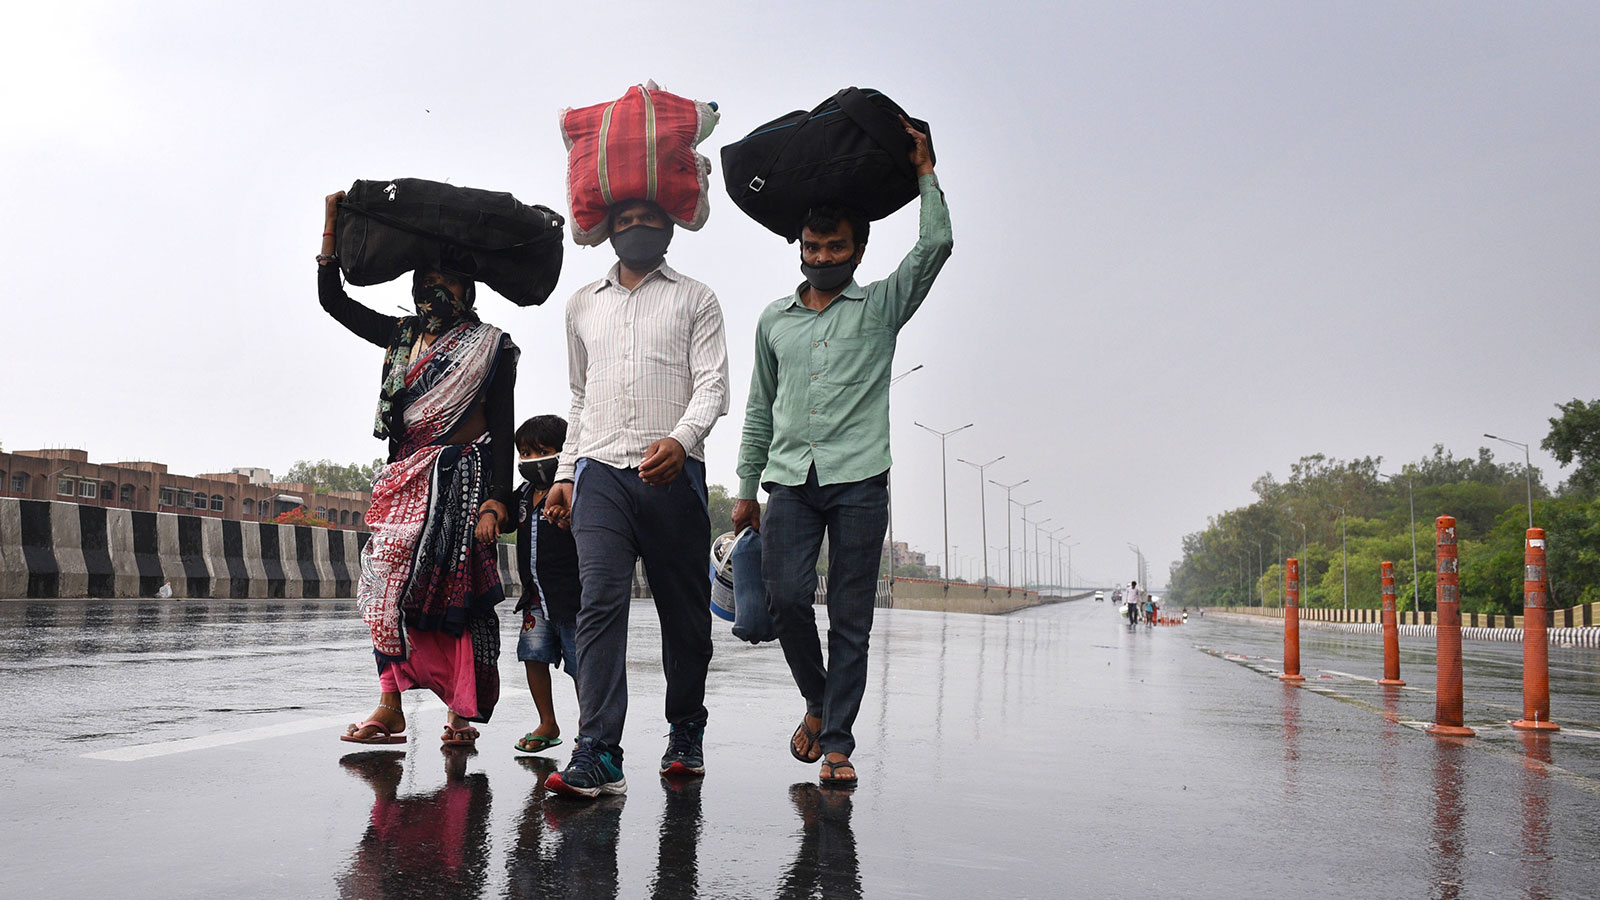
[5,2,1597,589]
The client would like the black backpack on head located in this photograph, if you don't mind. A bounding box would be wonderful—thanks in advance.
[336,178,565,307]
[721,87,934,241]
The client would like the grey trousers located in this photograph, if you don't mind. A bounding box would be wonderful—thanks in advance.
[762,467,889,758]
[570,459,712,755]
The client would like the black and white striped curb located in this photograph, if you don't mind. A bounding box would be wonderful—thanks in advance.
[1209,611,1600,649]
[0,498,522,600]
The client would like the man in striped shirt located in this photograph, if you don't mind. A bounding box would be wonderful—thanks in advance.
[543,199,730,798]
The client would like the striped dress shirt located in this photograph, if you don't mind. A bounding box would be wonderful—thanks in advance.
[556,261,730,482]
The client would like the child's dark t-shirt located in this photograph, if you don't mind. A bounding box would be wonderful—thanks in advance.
[515,482,581,623]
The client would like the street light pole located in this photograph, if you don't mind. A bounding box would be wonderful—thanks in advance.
[882,364,923,588]
[991,479,1029,587]
[1065,541,1079,595]
[1269,532,1284,607]
[1484,433,1535,528]
[1380,472,1420,614]
[1251,540,1264,607]
[1045,528,1068,593]
[915,421,975,585]
[958,455,1004,586]
[1316,500,1349,611]
[1019,501,1043,590]
[1032,517,1053,590]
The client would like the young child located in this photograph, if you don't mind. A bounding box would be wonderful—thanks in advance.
[512,415,582,754]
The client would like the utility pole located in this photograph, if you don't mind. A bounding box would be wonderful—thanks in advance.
[1019,501,1043,590]
[882,364,923,588]
[1317,500,1349,611]
[1065,541,1079,595]
[1031,517,1053,590]
[915,421,974,585]
[1484,433,1535,529]
[1380,473,1421,613]
[1269,532,1284,607]
[990,479,1029,587]
[958,454,1004,587]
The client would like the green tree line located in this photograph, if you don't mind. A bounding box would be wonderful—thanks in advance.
[1169,399,1600,615]
[285,458,385,494]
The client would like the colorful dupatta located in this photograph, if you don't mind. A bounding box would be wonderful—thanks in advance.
[358,321,509,666]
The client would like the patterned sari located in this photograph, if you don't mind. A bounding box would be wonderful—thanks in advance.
[358,320,511,722]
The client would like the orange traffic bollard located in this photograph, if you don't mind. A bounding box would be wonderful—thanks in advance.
[1512,528,1560,732]
[1280,558,1304,683]
[1427,516,1474,737]
[1379,561,1405,686]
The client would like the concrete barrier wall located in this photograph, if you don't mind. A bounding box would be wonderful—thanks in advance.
[0,497,519,601]
[1209,602,1600,643]
[889,578,1041,615]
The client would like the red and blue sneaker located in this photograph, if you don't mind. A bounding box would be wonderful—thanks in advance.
[546,737,626,798]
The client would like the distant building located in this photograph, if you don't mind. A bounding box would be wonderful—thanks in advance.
[0,448,371,529]
[884,540,911,568]
[883,540,931,573]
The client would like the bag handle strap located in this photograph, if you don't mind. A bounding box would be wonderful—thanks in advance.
[833,87,915,180]
[342,200,562,253]
[741,93,839,196]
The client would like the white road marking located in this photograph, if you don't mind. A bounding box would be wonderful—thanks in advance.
[1318,669,1377,682]
[4,642,369,672]
[81,699,445,761]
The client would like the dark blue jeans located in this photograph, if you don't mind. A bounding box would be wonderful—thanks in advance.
[570,459,712,755]
[762,467,889,758]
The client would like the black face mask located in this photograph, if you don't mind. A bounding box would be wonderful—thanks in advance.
[519,455,559,490]
[800,257,858,292]
[610,224,673,269]
[413,283,468,335]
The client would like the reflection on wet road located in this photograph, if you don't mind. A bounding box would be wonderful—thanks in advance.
[3,599,1600,898]
[339,749,493,898]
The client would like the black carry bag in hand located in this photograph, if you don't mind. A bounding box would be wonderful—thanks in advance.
[721,87,934,241]
[336,178,566,307]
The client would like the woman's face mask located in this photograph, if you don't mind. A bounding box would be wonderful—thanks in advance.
[413,283,467,335]
[519,454,559,490]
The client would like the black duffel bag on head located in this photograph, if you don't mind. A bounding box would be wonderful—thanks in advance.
[336,178,565,307]
[721,87,934,241]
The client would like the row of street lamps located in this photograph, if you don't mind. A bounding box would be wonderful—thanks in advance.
[888,363,1076,592]
[893,374,1076,591]
[893,382,1539,599]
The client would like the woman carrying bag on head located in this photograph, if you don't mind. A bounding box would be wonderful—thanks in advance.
[319,190,520,748]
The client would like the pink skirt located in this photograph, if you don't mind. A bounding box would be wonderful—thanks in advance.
[378,628,481,720]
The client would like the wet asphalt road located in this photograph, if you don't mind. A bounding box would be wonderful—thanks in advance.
[3,598,1598,899]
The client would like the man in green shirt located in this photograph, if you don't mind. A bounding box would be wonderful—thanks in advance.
[733,120,951,787]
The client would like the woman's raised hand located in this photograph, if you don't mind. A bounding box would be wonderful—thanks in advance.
[324,191,346,230]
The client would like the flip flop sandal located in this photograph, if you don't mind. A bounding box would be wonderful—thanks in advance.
[514,733,563,754]
[819,758,858,788]
[442,724,480,747]
[341,720,407,745]
[790,717,823,763]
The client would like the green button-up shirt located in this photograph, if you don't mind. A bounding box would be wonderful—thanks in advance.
[737,174,953,499]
